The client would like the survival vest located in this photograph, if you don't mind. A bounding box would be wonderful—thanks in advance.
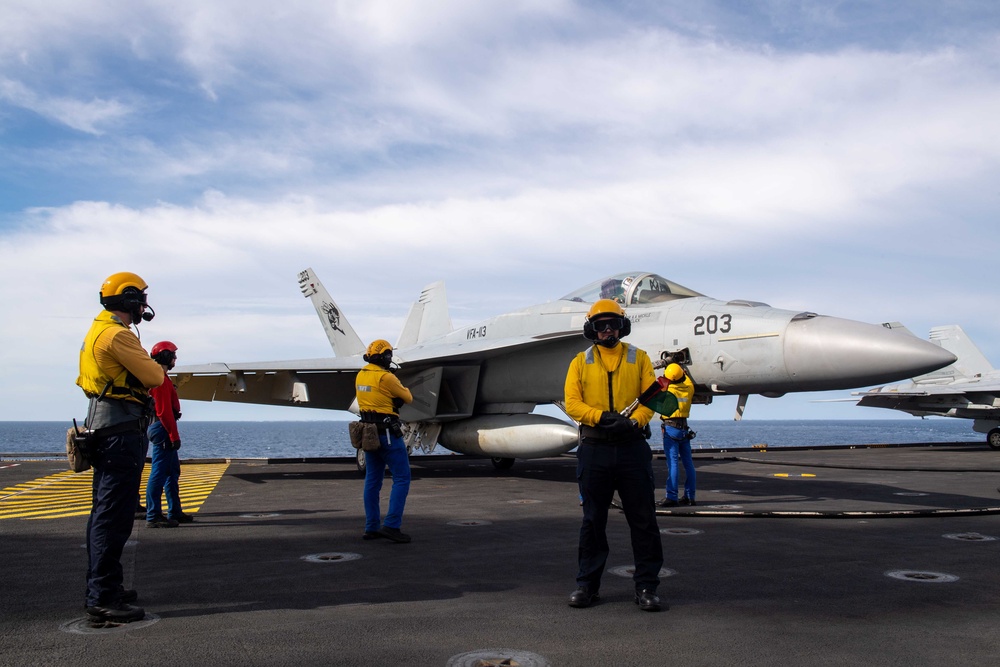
[76,311,151,405]
[578,343,646,413]
[664,373,695,419]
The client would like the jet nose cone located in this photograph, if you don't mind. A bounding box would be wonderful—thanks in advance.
[784,316,957,390]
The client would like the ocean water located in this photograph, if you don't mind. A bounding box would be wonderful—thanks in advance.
[0,419,981,460]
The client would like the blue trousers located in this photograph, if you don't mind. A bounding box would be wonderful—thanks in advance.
[576,437,663,593]
[86,430,144,607]
[363,430,411,532]
[145,421,183,521]
[662,423,696,501]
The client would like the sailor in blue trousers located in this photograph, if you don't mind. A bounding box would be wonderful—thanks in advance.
[355,340,414,543]
[657,363,697,508]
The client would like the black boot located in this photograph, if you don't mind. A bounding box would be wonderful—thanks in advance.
[634,588,664,612]
[568,587,599,608]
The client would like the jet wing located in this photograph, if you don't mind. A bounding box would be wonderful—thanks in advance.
[172,357,364,411]
[171,331,585,413]
[854,380,1000,418]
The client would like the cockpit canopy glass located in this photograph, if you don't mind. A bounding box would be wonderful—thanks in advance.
[560,272,703,306]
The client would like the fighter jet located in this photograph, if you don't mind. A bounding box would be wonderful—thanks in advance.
[853,325,1000,449]
[172,268,956,469]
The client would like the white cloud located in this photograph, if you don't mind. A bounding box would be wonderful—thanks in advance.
[1,1,998,424]
[0,76,131,134]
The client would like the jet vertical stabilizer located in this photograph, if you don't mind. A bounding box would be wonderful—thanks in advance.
[926,325,994,380]
[297,268,365,357]
[396,281,452,348]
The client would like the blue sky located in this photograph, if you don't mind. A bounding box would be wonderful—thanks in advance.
[2,0,998,424]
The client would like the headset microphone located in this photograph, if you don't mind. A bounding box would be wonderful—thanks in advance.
[141,305,155,322]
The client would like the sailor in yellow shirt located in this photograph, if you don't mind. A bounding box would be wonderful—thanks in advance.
[77,272,165,624]
[356,340,414,543]
[658,363,697,507]
[564,299,664,612]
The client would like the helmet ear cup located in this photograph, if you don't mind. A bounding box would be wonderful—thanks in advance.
[120,286,144,313]
[152,350,175,365]
[362,351,393,368]
[620,317,631,338]
[102,286,145,312]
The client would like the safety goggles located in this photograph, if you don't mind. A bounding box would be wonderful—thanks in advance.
[592,317,624,333]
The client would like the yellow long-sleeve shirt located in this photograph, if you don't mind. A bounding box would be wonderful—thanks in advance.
[564,342,656,427]
[355,364,413,415]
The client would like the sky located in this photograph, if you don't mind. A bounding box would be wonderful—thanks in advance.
[1,0,998,424]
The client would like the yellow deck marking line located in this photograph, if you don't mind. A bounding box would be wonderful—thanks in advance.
[773,473,817,478]
[0,463,229,520]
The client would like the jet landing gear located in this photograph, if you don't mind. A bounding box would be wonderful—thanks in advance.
[988,428,1000,451]
[491,457,515,470]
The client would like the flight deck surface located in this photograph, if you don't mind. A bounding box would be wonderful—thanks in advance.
[2,444,999,666]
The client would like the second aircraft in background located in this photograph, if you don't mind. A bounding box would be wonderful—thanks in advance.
[853,325,1000,449]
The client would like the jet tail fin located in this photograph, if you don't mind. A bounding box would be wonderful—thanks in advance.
[396,281,453,348]
[921,325,994,381]
[297,268,366,358]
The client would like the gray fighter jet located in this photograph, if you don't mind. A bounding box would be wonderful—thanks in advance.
[853,325,1000,449]
[173,269,956,468]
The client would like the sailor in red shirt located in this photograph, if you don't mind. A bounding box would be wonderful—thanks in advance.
[144,341,194,527]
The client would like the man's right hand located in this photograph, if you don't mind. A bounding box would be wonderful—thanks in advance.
[598,411,634,434]
[599,411,620,426]
[168,439,181,450]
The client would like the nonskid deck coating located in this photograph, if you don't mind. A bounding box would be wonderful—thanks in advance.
[2,444,999,666]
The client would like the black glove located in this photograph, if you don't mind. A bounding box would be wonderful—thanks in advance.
[598,411,637,437]
[174,410,182,421]
[598,411,621,427]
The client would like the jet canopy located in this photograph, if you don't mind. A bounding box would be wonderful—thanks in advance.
[560,272,703,306]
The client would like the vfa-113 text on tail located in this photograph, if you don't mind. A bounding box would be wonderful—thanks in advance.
[172,269,956,468]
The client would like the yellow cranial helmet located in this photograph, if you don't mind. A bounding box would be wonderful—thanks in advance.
[101,272,148,298]
[664,363,685,382]
[586,299,626,321]
[99,272,152,322]
[366,339,393,357]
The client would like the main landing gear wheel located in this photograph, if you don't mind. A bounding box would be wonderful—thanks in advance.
[491,457,515,470]
[356,448,366,474]
[988,428,1000,451]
